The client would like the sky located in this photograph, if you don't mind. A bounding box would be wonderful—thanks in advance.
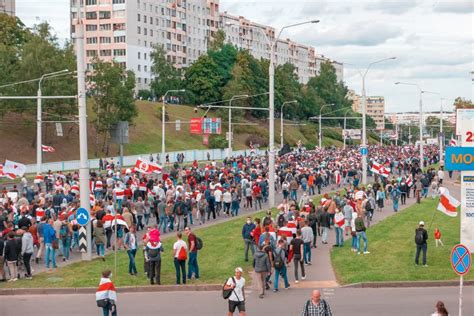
[16,0,474,113]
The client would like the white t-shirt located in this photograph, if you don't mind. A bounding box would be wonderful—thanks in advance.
[214,190,222,202]
[173,239,187,258]
[438,170,444,180]
[226,277,245,302]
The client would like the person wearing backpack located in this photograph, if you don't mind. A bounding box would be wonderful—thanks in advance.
[273,239,290,292]
[301,289,333,316]
[241,217,256,262]
[415,221,428,267]
[223,267,246,316]
[145,240,164,285]
[174,196,186,232]
[59,219,71,262]
[173,232,187,284]
[184,226,200,280]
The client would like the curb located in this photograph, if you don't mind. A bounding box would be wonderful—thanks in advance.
[0,284,222,296]
[342,280,474,288]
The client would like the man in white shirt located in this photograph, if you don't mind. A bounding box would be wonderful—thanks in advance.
[224,267,246,316]
[214,188,223,216]
[437,168,444,185]
[301,220,314,265]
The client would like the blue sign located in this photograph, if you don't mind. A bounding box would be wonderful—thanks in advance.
[450,244,471,276]
[76,207,90,226]
[445,147,474,171]
[360,147,368,156]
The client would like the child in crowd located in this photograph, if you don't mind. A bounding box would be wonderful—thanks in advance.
[434,228,444,247]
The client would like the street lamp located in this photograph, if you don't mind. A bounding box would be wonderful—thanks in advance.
[280,100,297,147]
[162,89,185,159]
[36,69,69,175]
[343,108,352,149]
[349,57,396,185]
[395,81,423,167]
[228,94,249,159]
[422,90,444,163]
[319,103,334,148]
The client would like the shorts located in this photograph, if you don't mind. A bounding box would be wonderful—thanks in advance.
[229,300,245,313]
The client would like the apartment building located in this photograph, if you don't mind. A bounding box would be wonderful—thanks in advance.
[219,11,343,84]
[386,111,456,125]
[0,0,15,16]
[348,90,385,130]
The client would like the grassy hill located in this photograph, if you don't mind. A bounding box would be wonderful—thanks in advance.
[0,101,381,164]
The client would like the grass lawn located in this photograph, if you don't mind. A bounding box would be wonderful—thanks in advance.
[331,198,474,284]
[0,209,277,289]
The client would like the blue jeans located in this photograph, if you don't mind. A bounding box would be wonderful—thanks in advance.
[303,242,311,263]
[116,199,123,211]
[274,265,290,290]
[422,187,428,198]
[144,213,150,225]
[231,201,239,216]
[159,215,168,233]
[45,243,57,268]
[351,235,358,250]
[415,243,427,265]
[290,189,297,201]
[335,227,344,246]
[187,252,199,279]
[72,231,79,249]
[174,258,186,284]
[188,212,194,225]
[96,243,105,256]
[357,231,368,253]
[61,237,71,259]
[127,249,137,274]
[322,227,329,243]
[102,301,117,316]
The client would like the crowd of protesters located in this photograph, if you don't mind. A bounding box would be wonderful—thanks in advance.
[0,144,443,289]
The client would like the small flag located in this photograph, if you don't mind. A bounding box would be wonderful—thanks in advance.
[449,138,458,146]
[437,187,460,217]
[41,144,56,153]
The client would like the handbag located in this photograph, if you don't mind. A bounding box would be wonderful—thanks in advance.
[52,239,59,250]
[96,298,109,308]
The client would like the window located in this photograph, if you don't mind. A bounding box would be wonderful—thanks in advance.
[86,50,97,57]
[100,49,111,56]
[99,11,111,19]
[144,78,148,84]
[144,28,147,35]
[144,15,147,23]
[113,23,125,31]
[138,65,141,71]
[144,53,147,60]
[86,24,97,31]
[113,49,126,56]
[138,52,141,59]
[150,29,153,37]
[99,37,111,44]
[114,36,126,43]
[112,0,125,3]
[118,62,126,68]
[144,65,148,72]
[99,24,111,31]
[86,12,97,20]
[144,40,147,47]
[86,37,97,44]
[113,10,125,18]
[137,77,141,84]
[86,0,97,5]
[137,26,141,34]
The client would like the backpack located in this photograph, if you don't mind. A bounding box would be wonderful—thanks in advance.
[147,247,160,259]
[415,229,425,245]
[222,277,236,300]
[273,248,284,269]
[177,246,187,261]
[196,237,203,250]
[59,223,68,240]
[277,214,285,227]
[176,204,184,216]
[365,200,372,212]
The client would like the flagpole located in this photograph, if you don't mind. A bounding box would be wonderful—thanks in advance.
[427,201,438,233]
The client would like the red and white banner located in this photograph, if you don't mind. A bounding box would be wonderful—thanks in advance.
[449,138,458,146]
[34,175,44,184]
[96,278,117,302]
[3,160,26,177]
[135,158,162,174]
[0,164,16,179]
[334,212,345,228]
[370,162,390,178]
[437,187,460,217]
[406,177,413,187]
[41,144,55,153]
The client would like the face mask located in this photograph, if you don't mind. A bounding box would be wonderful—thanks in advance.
[246,220,251,224]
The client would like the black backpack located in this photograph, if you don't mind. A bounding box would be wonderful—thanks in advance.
[196,237,203,250]
[222,277,236,299]
[277,214,285,227]
[273,248,284,269]
[415,229,425,245]
[176,203,184,216]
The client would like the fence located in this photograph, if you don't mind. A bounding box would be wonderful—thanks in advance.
[25,148,263,174]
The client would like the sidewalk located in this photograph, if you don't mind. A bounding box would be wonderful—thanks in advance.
[287,172,461,290]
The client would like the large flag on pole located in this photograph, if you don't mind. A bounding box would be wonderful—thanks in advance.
[41,144,56,152]
[135,158,162,174]
[437,187,460,217]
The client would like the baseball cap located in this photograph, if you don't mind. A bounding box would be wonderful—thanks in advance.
[235,267,243,273]
[419,221,425,226]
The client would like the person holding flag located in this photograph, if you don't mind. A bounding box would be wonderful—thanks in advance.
[96,270,117,316]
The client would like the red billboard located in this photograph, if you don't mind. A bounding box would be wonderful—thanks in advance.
[190,118,203,134]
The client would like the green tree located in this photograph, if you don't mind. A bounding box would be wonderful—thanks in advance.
[453,97,473,109]
[208,44,238,87]
[89,59,136,154]
[185,55,222,104]
[150,45,182,98]
[425,116,455,140]
[208,29,226,51]
[275,63,302,119]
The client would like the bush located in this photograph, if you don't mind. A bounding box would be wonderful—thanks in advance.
[245,134,268,147]
[138,89,153,100]
[209,135,227,149]
[304,142,316,150]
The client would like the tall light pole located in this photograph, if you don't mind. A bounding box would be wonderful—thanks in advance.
[36,70,69,175]
[280,100,297,147]
[343,108,352,149]
[319,103,333,148]
[422,90,444,163]
[228,94,249,159]
[395,82,423,167]
[161,89,185,160]
[356,57,396,184]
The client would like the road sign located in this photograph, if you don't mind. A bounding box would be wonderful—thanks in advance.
[76,207,90,226]
[55,123,63,137]
[360,147,368,156]
[78,226,87,253]
[445,147,474,171]
[176,120,181,131]
[451,244,471,276]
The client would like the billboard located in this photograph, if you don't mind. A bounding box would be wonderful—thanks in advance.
[190,118,203,134]
[343,129,361,140]
[202,118,221,134]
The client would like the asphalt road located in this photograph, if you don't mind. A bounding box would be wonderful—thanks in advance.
[1,286,472,315]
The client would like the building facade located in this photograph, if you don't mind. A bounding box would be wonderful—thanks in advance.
[386,111,456,125]
[0,0,15,16]
[348,90,385,130]
[71,0,341,90]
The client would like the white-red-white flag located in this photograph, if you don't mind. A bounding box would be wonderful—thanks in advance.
[41,144,55,153]
[371,161,383,174]
[0,164,16,179]
[406,177,413,187]
[3,160,26,177]
[134,158,162,174]
[437,187,460,217]
[380,166,390,178]
[335,212,345,228]
[449,138,458,146]
[34,174,44,184]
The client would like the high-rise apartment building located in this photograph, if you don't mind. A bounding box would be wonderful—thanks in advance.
[348,90,385,130]
[0,0,15,16]
[70,1,341,90]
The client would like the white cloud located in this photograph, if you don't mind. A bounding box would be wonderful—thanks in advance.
[365,0,420,14]
[433,0,474,14]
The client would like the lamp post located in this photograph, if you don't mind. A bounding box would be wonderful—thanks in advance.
[161,89,185,159]
[356,57,396,184]
[280,100,297,147]
[319,103,333,148]
[422,90,444,163]
[343,108,351,149]
[228,94,249,159]
[395,82,423,167]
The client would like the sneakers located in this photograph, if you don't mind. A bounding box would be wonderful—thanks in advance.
[295,280,299,284]
[273,289,279,293]
[423,264,428,267]
[285,285,290,290]
[301,276,306,280]
[363,251,370,255]
[357,252,361,255]
[26,276,33,280]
